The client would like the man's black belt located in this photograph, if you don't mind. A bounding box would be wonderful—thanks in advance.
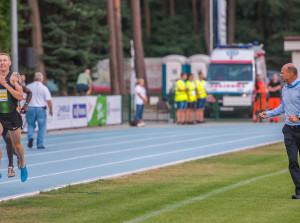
[287,125,300,130]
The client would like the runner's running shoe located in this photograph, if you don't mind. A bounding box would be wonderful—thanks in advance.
[21,165,28,182]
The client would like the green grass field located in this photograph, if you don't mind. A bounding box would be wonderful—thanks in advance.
[1,142,299,223]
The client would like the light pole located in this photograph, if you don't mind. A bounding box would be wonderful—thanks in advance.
[11,0,18,72]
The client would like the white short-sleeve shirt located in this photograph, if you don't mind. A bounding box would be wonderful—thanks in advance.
[27,81,52,107]
[135,85,146,105]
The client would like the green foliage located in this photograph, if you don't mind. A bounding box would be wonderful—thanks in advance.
[140,0,206,57]
[39,0,108,85]
[235,0,300,70]
[0,1,11,53]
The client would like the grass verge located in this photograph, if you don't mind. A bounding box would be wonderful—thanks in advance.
[0,142,297,223]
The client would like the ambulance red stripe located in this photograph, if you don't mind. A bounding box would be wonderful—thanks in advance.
[210,60,252,64]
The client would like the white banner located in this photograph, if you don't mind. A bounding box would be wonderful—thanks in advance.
[47,96,88,130]
[106,95,122,125]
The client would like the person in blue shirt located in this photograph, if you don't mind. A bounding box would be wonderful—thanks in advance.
[260,63,300,199]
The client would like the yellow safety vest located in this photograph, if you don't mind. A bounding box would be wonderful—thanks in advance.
[186,81,197,102]
[196,79,207,99]
[175,80,188,102]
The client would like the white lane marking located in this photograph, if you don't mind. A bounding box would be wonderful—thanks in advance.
[34,130,179,147]
[1,132,253,171]
[123,168,288,223]
[0,134,278,185]
[0,139,283,203]
[4,129,250,161]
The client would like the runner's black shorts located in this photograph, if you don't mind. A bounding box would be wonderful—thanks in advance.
[0,111,22,131]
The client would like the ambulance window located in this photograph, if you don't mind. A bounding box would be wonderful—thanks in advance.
[207,64,252,81]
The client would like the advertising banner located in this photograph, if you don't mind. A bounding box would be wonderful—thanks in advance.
[88,96,107,126]
[47,96,88,130]
[106,95,122,125]
[71,97,88,128]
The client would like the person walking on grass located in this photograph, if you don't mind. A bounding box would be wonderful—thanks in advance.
[26,72,53,149]
[260,63,300,199]
[135,78,147,127]
[0,53,28,182]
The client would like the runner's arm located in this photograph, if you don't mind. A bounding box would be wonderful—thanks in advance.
[21,85,32,114]
[2,72,24,101]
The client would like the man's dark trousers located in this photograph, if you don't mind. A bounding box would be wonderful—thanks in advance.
[283,124,300,195]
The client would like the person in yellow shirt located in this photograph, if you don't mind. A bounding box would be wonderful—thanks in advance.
[175,73,188,124]
[195,72,207,123]
[186,73,197,124]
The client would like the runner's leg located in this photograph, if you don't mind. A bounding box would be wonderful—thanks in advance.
[0,123,3,178]
[8,128,25,168]
[9,128,27,181]
[4,133,14,167]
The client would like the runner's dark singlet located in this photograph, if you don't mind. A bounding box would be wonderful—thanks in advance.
[0,72,18,113]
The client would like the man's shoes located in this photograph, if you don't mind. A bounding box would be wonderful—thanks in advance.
[28,138,33,148]
[20,165,28,182]
[292,195,300,199]
[37,146,45,149]
[8,166,15,178]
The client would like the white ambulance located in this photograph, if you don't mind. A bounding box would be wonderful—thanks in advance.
[205,43,267,117]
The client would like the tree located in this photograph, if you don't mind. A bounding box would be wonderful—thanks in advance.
[108,0,120,95]
[39,0,108,95]
[0,1,11,53]
[161,0,167,17]
[227,0,235,44]
[27,0,46,81]
[130,0,147,90]
[114,0,126,94]
[170,0,175,17]
[144,0,151,41]
[204,0,211,53]
[192,0,198,33]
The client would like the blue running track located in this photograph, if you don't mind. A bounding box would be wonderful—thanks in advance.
[0,123,284,201]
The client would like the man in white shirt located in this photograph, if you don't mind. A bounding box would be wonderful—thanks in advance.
[135,78,147,127]
[26,72,53,149]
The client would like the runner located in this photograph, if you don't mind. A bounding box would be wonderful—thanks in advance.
[5,85,32,177]
[0,53,28,182]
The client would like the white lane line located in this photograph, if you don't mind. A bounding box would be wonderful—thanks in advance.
[5,129,248,160]
[31,130,180,147]
[0,139,283,202]
[1,132,253,171]
[1,130,196,161]
[0,134,278,185]
[123,168,288,223]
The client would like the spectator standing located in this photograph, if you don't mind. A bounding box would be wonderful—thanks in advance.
[195,72,207,123]
[186,73,196,124]
[76,69,94,95]
[253,75,267,122]
[268,73,281,122]
[135,78,147,127]
[259,63,300,199]
[26,72,53,149]
[175,73,188,125]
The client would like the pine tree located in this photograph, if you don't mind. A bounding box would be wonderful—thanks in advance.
[39,0,108,95]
